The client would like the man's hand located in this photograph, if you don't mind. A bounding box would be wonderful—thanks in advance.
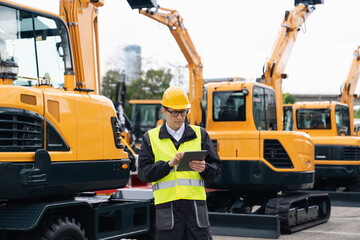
[168,152,184,167]
[189,158,206,173]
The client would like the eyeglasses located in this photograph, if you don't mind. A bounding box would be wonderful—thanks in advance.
[164,107,189,117]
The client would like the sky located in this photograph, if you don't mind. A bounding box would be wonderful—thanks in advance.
[9,0,360,95]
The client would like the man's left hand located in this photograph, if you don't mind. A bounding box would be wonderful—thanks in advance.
[189,158,205,173]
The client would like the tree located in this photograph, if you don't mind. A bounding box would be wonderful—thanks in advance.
[125,68,172,117]
[283,93,296,104]
[127,68,172,100]
[354,108,360,118]
[101,70,121,102]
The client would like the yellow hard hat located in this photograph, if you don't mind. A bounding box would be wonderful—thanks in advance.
[161,86,191,109]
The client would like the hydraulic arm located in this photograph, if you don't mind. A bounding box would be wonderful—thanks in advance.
[339,46,360,136]
[139,7,203,125]
[262,0,323,130]
[59,0,103,94]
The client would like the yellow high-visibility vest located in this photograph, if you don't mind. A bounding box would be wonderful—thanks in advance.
[149,125,206,205]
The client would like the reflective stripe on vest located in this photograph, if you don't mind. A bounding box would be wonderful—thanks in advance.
[148,125,206,205]
[152,179,205,191]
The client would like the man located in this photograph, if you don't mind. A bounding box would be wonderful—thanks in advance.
[138,86,222,240]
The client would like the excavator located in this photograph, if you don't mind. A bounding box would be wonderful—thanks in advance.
[283,46,360,191]
[128,78,245,149]
[128,0,330,236]
[0,0,155,239]
[129,99,164,149]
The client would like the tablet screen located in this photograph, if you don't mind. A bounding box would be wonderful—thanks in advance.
[177,150,207,171]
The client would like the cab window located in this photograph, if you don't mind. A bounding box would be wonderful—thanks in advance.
[213,91,245,121]
[0,5,73,88]
[283,106,294,131]
[253,86,277,130]
[335,105,350,136]
[131,104,164,142]
[296,109,331,130]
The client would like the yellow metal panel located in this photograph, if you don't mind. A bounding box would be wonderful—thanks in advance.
[76,3,98,91]
[129,99,162,104]
[260,131,314,172]
[312,136,360,146]
[21,94,37,106]
[0,86,43,115]
[208,130,260,162]
[76,93,104,160]
[43,89,78,162]
[315,160,360,166]
[0,152,35,162]
[47,100,60,122]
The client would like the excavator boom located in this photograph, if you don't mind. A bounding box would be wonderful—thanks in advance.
[340,46,360,135]
[138,6,203,125]
[262,0,323,130]
[59,0,103,94]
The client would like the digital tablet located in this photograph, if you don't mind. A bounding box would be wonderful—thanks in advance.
[176,150,207,172]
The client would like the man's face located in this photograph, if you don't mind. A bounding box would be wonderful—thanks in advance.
[162,107,189,131]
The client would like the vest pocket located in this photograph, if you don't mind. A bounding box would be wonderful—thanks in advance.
[155,202,174,230]
[194,200,210,228]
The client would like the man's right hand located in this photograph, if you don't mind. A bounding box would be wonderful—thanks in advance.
[168,152,184,167]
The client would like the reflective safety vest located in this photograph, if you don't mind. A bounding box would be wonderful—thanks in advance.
[148,125,206,205]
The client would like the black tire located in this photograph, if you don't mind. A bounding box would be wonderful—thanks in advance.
[41,216,87,240]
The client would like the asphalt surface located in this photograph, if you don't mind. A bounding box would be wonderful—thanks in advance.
[213,206,360,240]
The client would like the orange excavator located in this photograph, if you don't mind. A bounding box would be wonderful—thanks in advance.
[128,0,330,236]
[0,0,154,239]
[284,46,360,191]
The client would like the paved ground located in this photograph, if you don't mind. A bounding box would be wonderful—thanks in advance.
[123,206,360,240]
[213,206,360,240]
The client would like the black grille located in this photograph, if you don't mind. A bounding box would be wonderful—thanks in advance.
[344,146,360,160]
[0,108,43,151]
[111,117,124,149]
[264,139,293,168]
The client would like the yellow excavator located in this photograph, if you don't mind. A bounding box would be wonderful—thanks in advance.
[128,0,330,236]
[284,46,360,191]
[128,78,245,149]
[0,0,154,239]
[129,99,164,148]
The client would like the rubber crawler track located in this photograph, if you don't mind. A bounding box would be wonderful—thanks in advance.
[265,192,331,233]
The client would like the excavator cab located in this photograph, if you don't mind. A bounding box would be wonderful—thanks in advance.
[129,99,164,146]
[0,2,132,200]
[204,81,315,191]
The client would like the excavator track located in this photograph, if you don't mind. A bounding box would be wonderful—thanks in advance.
[265,192,331,233]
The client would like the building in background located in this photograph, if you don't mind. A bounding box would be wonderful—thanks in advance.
[122,45,141,84]
[104,44,142,84]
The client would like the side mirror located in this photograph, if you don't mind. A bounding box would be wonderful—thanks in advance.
[242,87,249,96]
[339,126,348,136]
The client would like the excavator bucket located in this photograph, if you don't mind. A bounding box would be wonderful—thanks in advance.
[126,0,157,9]
[295,0,324,6]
